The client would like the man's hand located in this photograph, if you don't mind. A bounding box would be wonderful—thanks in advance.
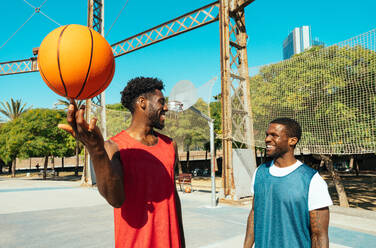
[58,99,125,208]
[58,99,104,152]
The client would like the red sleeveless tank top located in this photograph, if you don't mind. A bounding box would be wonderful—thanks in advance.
[111,130,181,248]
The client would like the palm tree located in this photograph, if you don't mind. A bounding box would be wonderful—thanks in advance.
[0,98,30,121]
[54,99,85,109]
[54,99,84,176]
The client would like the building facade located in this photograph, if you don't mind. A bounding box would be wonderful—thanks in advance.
[283,26,312,60]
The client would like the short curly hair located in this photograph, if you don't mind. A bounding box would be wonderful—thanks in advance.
[270,117,302,143]
[121,77,164,113]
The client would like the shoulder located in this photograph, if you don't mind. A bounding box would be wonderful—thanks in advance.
[300,163,317,177]
[310,172,328,187]
[155,131,174,148]
[155,131,173,143]
[308,172,333,210]
[110,130,127,143]
[259,161,272,170]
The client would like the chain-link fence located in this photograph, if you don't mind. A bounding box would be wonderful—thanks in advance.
[248,29,376,154]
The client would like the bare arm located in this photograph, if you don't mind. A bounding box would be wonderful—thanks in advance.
[244,198,255,248]
[58,100,124,208]
[173,141,185,248]
[310,207,330,248]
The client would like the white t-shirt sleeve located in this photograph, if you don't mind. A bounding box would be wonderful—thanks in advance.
[308,172,333,211]
[250,167,259,195]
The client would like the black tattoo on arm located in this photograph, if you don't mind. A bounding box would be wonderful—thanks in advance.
[310,207,330,248]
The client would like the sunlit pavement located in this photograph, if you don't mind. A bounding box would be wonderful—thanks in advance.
[0,178,375,248]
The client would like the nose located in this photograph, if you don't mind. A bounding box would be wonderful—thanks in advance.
[265,134,272,143]
[163,102,168,112]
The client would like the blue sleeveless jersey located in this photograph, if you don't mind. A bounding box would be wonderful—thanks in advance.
[254,162,317,248]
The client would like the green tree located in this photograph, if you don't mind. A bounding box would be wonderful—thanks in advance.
[209,94,222,135]
[54,99,84,176]
[106,103,127,111]
[105,103,131,138]
[54,99,84,109]
[0,109,76,178]
[0,98,30,121]
[0,119,25,176]
[162,98,210,172]
[250,45,376,153]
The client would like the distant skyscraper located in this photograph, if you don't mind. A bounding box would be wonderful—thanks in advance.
[283,26,312,60]
[312,37,325,47]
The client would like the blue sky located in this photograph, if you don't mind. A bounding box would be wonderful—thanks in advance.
[0,0,375,109]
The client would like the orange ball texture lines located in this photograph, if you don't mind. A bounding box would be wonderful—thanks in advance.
[37,24,115,100]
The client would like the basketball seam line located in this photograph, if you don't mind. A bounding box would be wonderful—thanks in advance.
[39,63,61,94]
[57,25,70,97]
[87,58,114,99]
[75,28,94,99]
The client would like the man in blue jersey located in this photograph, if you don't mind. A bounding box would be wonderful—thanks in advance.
[244,118,332,248]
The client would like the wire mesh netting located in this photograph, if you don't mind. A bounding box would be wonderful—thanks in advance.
[90,29,375,155]
[247,29,376,154]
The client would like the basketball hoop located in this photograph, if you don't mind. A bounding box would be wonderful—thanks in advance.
[167,100,184,112]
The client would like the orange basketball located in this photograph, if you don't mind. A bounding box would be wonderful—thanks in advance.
[37,24,115,100]
[184,186,192,193]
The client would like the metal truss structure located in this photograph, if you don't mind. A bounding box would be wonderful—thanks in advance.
[219,0,256,197]
[88,0,105,107]
[0,58,38,75]
[0,0,256,199]
[111,2,220,57]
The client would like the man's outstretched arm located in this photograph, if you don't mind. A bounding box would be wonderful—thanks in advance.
[310,207,330,248]
[58,100,125,208]
[244,198,255,248]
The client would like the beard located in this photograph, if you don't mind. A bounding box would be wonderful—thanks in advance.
[148,106,165,130]
[266,145,289,158]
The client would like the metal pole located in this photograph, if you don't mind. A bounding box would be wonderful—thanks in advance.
[100,0,107,140]
[189,106,217,207]
[209,120,217,207]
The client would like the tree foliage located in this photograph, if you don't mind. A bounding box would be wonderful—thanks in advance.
[54,98,84,109]
[249,45,376,154]
[0,109,76,164]
[162,98,210,151]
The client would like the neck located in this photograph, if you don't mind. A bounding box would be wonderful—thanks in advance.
[273,152,297,168]
[127,117,155,139]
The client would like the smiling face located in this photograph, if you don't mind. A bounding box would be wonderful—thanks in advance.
[146,89,168,130]
[265,123,297,158]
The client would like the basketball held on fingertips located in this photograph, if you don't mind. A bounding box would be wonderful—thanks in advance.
[37,24,115,100]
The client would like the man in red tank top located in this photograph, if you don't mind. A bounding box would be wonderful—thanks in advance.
[59,77,185,248]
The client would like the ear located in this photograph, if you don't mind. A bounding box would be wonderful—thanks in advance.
[288,137,298,147]
[136,96,147,110]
